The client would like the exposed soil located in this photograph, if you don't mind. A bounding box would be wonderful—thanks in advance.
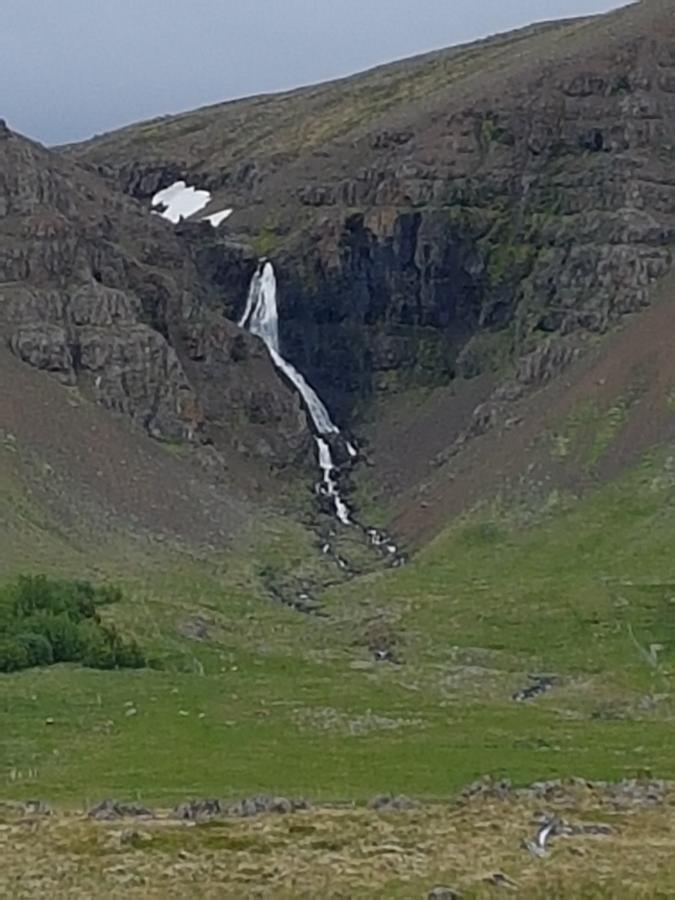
[0,346,255,548]
[360,275,675,547]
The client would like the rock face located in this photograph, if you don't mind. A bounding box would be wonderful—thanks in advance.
[0,129,311,466]
[69,1,675,423]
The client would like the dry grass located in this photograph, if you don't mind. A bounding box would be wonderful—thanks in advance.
[2,788,674,898]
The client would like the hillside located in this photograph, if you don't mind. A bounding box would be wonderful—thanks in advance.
[67,0,675,536]
[4,2,675,896]
[0,123,311,473]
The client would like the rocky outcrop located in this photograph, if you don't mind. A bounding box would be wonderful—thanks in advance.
[171,795,311,820]
[67,2,675,428]
[0,128,311,466]
[179,316,309,463]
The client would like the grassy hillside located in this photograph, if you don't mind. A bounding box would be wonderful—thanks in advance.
[65,18,581,170]
[3,440,675,807]
[5,3,675,893]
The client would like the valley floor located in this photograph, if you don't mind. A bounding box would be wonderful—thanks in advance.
[2,445,675,802]
[3,336,675,898]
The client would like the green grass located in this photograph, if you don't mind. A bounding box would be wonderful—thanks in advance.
[549,390,645,474]
[2,446,675,806]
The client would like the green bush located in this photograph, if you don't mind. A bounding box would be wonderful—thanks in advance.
[0,636,29,672]
[16,632,54,667]
[0,576,144,674]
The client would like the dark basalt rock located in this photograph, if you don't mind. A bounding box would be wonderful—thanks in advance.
[88,799,154,820]
[171,799,227,820]
[459,775,672,810]
[428,888,462,900]
[227,795,311,817]
[0,127,312,468]
[171,795,311,820]
[368,794,419,812]
[10,4,675,460]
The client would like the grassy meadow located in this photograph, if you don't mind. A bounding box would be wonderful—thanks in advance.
[2,444,675,808]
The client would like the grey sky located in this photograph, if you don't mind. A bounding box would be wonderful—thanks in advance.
[3,0,628,146]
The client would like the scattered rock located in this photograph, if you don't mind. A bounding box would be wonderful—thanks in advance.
[428,887,462,900]
[119,828,153,847]
[88,799,154,821]
[171,799,227,821]
[606,778,667,808]
[460,777,513,803]
[177,613,215,642]
[459,775,671,811]
[227,795,311,817]
[171,795,311,821]
[360,618,403,664]
[22,800,53,817]
[512,674,558,702]
[368,794,419,812]
[554,819,615,837]
[483,872,519,891]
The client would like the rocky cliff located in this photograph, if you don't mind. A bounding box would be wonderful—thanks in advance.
[68,0,675,424]
[0,124,310,467]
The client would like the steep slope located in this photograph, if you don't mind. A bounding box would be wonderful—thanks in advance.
[4,11,675,883]
[0,123,310,471]
[0,343,252,559]
[65,0,675,545]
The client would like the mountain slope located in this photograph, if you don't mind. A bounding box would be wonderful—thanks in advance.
[0,123,311,473]
[4,8,675,894]
[66,0,675,543]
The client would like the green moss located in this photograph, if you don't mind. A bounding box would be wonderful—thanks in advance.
[549,383,647,473]
[444,204,504,238]
[479,115,512,150]
[480,117,498,146]
[587,399,630,469]
[486,241,538,287]
[251,225,281,258]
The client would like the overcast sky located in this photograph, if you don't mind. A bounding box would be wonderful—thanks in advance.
[3,0,628,145]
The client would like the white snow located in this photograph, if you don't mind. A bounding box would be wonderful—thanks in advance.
[203,208,234,227]
[151,181,211,224]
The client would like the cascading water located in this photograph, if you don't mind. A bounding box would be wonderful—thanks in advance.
[239,261,351,525]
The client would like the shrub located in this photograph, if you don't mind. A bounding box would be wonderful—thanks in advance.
[0,576,144,674]
[16,632,54,667]
[0,636,29,672]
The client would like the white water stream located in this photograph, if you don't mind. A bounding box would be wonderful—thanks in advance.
[239,261,352,525]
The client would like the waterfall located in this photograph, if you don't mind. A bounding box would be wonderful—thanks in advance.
[239,261,351,525]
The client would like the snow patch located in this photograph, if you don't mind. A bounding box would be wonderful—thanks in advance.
[203,208,234,227]
[152,181,211,224]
